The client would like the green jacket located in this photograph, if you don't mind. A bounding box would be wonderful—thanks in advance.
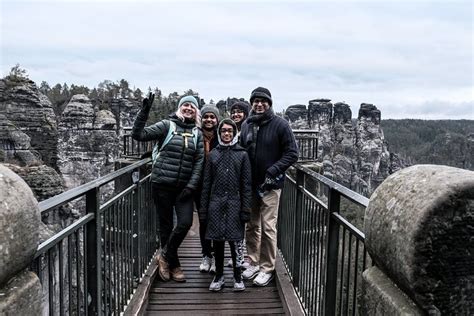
[132,111,204,190]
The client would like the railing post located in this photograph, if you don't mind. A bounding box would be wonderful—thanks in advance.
[324,187,341,315]
[132,170,140,282]
[292,168,304,288]
[86,187,102,316]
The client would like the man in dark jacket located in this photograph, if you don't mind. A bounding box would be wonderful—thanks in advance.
[195,105,220,273]
[240,87,298,286]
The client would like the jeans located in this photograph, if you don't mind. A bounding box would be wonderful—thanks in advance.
[214,240,241,281]
[152,183,194,269]
[199,220,213,258]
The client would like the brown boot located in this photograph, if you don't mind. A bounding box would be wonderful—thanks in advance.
[170,266,186,282]
[156,254,170,281]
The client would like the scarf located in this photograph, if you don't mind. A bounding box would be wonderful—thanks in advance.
[202,128,215,157]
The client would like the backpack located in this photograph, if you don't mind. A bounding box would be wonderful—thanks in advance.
[152,120,199,167]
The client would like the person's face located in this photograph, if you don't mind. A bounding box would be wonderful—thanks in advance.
[231,108,245,124]
[252,98,270,114]
[202,112,218,130]
[180,103,196,119]
[220,123,234,144]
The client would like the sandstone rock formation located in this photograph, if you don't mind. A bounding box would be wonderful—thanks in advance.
[0,78,58,168]
[287,100,405,196]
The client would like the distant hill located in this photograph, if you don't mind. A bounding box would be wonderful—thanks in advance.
[381,119,473,170]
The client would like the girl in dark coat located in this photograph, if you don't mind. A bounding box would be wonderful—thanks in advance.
[199,118,252,292]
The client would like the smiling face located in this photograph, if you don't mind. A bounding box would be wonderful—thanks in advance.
[202,112,218,130]
[231,108,245,124]
[219,123,234,144]
[252,97,270,114]
[180,102,197,119]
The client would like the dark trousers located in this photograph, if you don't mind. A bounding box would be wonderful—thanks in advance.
[214,240,242,282]
[152,183,194,269]
[199,220,213,257]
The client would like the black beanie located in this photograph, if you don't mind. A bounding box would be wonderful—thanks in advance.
[250,87,272,106]
[230,101,250,118]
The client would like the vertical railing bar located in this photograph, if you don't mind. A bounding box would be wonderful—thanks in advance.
[345,233,353,315]
[83,225,88,316]
[85,187,101,316]
[75,231,80,315]
[113,202,118,315]
[67,235,73,315]
[352,239,360,316]
[324,187,340,315]
[119,197,125,311]
[339,227,346,315]
[48,249,54,316]
[59,240,64,316]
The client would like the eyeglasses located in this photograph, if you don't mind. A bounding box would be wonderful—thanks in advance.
[231,109,244,114]
[220,128,234,134]
[252,98,268,105]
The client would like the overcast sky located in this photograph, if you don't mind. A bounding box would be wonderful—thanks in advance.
[1,0,473,119]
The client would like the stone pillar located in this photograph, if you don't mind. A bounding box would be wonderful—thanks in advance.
[360,165,474,315]
[0,164,42,315]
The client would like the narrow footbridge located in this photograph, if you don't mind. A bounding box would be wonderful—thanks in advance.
[4,130,471,315]
[26,131,374,315]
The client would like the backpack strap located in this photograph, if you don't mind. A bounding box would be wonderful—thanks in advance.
[152,120,176,167]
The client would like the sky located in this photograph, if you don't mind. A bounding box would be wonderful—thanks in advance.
[1,0,473,119]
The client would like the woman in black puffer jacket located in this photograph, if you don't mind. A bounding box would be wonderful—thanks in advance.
[132,94,204,283]
[199,118,252,292]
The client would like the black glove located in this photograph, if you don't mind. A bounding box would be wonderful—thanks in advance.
[240,211,251,223]
[142,92,155,113]
[178,187,194,201]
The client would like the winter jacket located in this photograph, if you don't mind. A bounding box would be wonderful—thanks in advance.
[199,143,252,241]
[132,112,204,190]
[240,109,298,189]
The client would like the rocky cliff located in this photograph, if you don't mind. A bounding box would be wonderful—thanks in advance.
[286,100,405,196]
[0,78,58,168]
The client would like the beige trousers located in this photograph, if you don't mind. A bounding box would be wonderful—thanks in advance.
[245,189,281,273]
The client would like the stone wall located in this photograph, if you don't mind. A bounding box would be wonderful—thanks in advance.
[361,165,474,315]
[0,164,42,315]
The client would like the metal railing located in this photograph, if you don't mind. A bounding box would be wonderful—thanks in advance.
[123,127,318,162]
[31,158,157,315]
[278,163,371,315]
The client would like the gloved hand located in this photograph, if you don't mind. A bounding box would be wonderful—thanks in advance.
[240,211,251,223]
[178,187,194,201]
[142,92,155,113]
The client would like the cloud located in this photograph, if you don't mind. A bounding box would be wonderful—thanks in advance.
[1,0,472,119]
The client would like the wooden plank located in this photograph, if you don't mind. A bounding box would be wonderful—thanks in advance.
[144,235,287,315]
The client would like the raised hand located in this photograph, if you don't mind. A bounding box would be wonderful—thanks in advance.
[142,92,155,113]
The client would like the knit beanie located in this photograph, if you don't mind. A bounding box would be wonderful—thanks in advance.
[249,87,272,106]
[200,105,221,123]
[178,95,199,110]
[230,101,250,118]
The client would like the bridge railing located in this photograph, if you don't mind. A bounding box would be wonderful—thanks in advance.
[31,158,156,315]
[278,163,371,315]
[123,127,318,161]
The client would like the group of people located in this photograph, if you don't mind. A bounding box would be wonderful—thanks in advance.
[132,87,299,292]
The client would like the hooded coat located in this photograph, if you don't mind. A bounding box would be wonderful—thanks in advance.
[199,119,252,241]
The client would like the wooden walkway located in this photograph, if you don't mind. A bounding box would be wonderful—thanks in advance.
[145,236,286,315]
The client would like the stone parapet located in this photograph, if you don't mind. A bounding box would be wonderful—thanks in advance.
[362,164,474,315]
[0,164,42,313]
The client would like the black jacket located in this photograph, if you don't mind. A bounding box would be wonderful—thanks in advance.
[199,144,252,241]
[240,109,298,189]
[132,112,204,190]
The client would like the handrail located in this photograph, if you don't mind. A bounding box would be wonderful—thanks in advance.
[38,158,151,213]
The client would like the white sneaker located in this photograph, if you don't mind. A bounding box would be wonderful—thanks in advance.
[227,258,245,268]
[253,271,274,286]
[199,256,212,273]
[242,264,260,280]
[226,258,233,268]
[233,278,245,292]
[209,275,225,292]
[209,257,216,274]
